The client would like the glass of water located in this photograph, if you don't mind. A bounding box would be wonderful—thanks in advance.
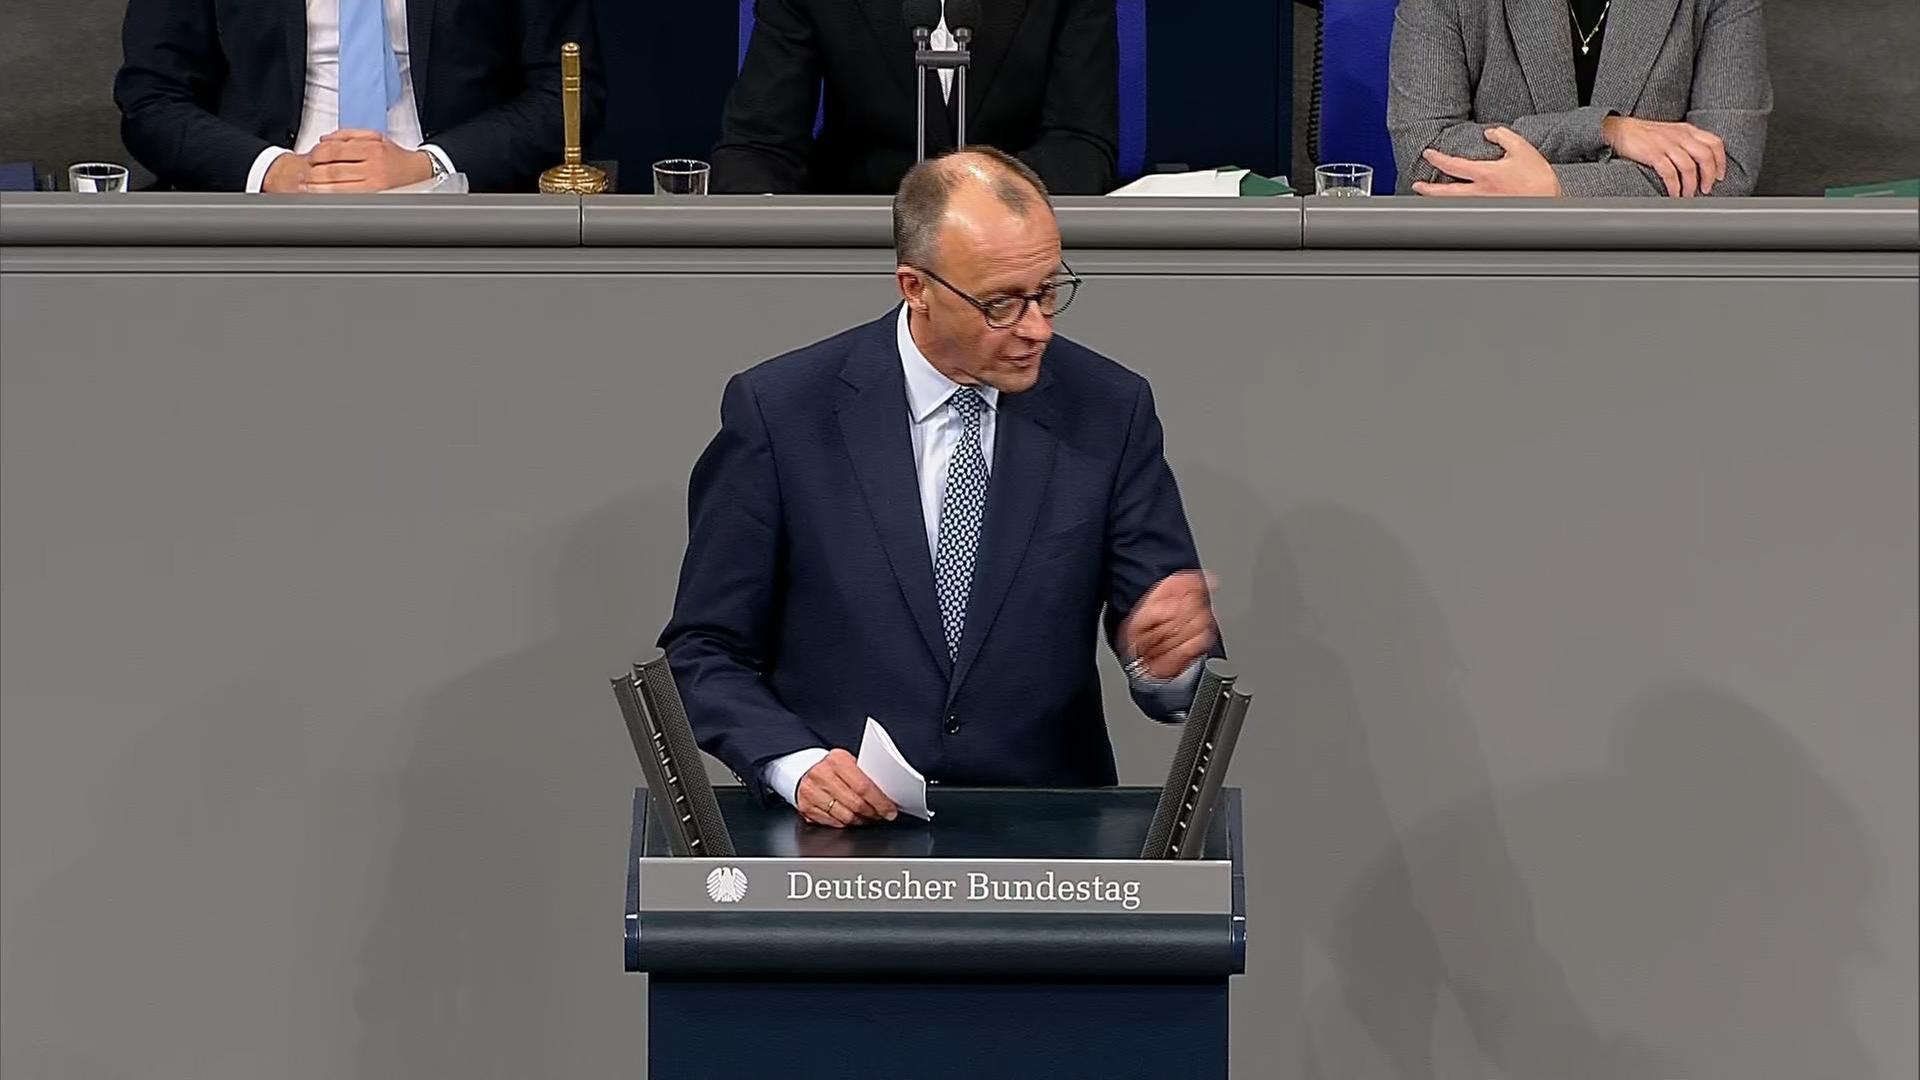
[652,159,710,196]
[1314,163,1373,198]
[68,162,130,193]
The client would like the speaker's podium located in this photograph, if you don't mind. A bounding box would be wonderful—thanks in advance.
[615,656,1252,1079]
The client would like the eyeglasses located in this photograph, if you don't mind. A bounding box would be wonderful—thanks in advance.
[913,262,1082,329]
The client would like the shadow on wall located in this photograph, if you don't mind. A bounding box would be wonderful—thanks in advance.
[1334,679,1876,1079]
[3,655,437,1077]
[0,487,694,1078]
[1219,499,1872,1078]
[352,487,684,1079]
[1223,498,1655,1078]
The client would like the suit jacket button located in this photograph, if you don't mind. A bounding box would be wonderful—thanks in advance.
[946,714,961,735]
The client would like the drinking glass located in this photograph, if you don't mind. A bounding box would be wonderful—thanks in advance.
[68,162,130,193]
[653,159,711,196]
[1314,163,1373,198]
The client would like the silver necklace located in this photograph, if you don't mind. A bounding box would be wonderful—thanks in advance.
[1567,0,1611,55]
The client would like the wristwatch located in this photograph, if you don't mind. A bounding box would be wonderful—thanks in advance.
[424,151,448,180]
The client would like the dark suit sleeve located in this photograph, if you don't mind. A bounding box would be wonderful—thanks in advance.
[1100,378,1220,719]
[1016,0,1118,195]
[658,374,824,797]
[425,0,603,193]
[709,0,821,194]
[115,0,277,191]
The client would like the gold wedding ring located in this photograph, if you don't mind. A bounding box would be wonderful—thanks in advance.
[826,798,838,814]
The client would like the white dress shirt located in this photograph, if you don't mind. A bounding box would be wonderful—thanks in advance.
[760,305,1201,809]
[244,0,456,192]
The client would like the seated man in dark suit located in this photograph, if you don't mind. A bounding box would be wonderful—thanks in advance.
[114,0,601,193]
[712,0,1117,196]
[660,147,1217,828]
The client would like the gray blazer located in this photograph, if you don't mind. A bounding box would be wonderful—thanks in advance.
[1387,0,1773,195]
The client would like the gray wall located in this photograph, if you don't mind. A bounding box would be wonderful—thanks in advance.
[2,231,1914,1077]
[0,0,130,183]
[3,0,1918,193]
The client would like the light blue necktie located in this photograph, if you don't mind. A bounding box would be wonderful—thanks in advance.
[338,0,402,133]
[933,388,990,660]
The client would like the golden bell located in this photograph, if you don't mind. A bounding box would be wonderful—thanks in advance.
[539,43,609,194]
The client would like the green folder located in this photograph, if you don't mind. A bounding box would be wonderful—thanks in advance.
[1238,171,1296,197]
[1825,178,1920,198]
[1213,166,1297,197]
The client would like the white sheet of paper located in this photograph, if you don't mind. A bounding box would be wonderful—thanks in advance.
[858,716,934,820]
[1105,168,1249,197]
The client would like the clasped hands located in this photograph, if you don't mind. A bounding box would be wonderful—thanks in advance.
[262,129,436,193]
[795,570,1219,829]
[1414,117,1727,198]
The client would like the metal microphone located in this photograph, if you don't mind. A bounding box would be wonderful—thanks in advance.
[902,0,942,162]
[943,0,979,146]
[903,0,976,160]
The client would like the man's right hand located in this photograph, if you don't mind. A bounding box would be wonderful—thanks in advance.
[795,749,898,828]
[262,153,312,193]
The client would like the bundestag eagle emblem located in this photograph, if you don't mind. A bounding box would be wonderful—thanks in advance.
[705,866,749,903]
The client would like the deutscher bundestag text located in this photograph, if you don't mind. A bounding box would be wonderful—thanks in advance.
[787,869,1143,910]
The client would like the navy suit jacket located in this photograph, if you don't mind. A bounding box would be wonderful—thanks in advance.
[114,0,602,192]
[659,311,1214,801]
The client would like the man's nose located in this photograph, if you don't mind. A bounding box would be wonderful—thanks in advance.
[1015,300,1052,341]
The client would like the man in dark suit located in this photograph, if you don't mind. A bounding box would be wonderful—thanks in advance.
[712,0,1117,196]
[114,0,601,193]
[660,148,1216,828]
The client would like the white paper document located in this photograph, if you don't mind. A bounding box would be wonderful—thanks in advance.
[858,716,934,820]
[1106,168,1249,197]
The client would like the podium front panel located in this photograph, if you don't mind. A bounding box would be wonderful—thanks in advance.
[625,786,1247,978]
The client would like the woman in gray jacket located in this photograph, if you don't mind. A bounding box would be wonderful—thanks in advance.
[1387,0,1772,196]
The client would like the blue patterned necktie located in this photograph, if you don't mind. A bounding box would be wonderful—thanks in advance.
[338,0,402,134]
[933,387,990,660]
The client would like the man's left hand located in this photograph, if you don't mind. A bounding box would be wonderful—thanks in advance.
[1413,127,1563,197]
[302,130,435,192]
[1123,570,1218,680]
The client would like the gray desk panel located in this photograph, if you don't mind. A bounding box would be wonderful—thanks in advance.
[1303,196,1920,250]
[0,192,584,247]
[580,195,1306,250]
[5,247,1913,279]
[3,198,1916,1080]
[2,259,1914,1080]
[14,194,1911,253]
[581,195,893,248]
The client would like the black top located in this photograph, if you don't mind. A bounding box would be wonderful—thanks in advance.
[1569,0,1610,106]
[711,0,1119,194]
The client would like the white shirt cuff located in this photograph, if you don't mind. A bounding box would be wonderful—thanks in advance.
[762,747,829,808]
[419,143,456,179]
[1128,657,1205,722]
[246,146,292,193]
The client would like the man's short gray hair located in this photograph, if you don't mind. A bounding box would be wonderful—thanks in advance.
[892,147,1053,269]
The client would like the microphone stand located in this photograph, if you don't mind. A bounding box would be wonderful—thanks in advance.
[913,30,974,161]
[954,28,971,146]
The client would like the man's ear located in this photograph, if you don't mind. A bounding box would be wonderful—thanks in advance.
[895,266,930,314]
